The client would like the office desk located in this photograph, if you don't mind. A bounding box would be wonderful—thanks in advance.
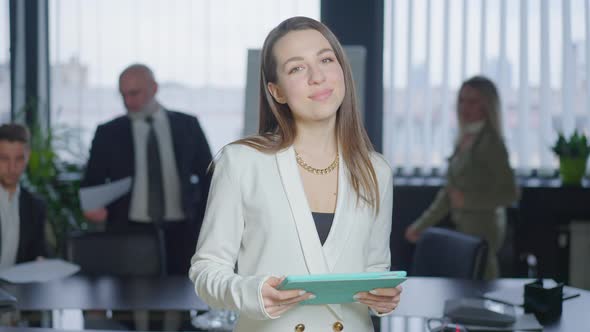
[382,277,590,332]
[2,276,588,331]
[1,275,208,311]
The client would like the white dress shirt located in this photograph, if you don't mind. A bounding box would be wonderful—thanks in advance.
[129,107,184,222]
[0,185,20,269]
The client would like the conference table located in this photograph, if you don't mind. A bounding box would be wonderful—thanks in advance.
[380,277,590,332]
[1,275,588,331]
[1,275,207,312]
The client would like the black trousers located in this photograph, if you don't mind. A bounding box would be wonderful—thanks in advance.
[126,219,200,276]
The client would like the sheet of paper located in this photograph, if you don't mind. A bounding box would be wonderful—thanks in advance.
[79,177,132,210]
[0,288,16,306]
[0,259,80,283]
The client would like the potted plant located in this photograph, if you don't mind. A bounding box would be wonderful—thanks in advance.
[17,99,90,256]
[551,131,590,186]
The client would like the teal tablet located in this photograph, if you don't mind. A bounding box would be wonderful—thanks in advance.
[277,271,407,305]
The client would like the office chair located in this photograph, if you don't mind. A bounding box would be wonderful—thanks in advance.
[67,230,165,277]
[68,230,167,330]
[411,227,488,280]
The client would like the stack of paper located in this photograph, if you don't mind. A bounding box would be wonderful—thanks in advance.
[0,287,16,311]
[78,177,132,210]
[0,259,80,283]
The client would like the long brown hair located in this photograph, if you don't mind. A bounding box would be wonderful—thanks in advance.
[458,75,503,137]
[234,16,380,212]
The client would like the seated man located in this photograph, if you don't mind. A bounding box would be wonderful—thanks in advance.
[0,123,47,269]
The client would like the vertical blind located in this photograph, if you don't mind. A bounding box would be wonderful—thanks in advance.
[383,0,590,175]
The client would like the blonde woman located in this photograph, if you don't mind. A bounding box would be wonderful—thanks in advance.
[190,16,401,332]
[405,76,520,280]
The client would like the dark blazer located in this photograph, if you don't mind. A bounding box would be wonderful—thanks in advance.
[16,187,48,263]
[81,110,213,231]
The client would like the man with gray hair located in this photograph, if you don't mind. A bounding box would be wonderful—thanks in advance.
[81,63,212,276]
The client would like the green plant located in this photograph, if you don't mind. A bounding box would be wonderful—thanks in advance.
[18,100,89,256]
[551,131,589,186]
[551,131,590,159]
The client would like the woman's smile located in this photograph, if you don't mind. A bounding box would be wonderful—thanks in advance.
[309,88,333,102]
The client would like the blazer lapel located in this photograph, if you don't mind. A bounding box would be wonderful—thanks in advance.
[321,153,355,272]
[164,110,184,170]
[276,147,343,320]
[276,147,328,274]
[451,123,488,177]
[120,117,135,176]
[16,189,30,262]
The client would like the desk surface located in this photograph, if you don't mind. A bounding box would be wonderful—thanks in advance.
[388,277,590,332]
[2,276,588,331]
[1,275,208,311]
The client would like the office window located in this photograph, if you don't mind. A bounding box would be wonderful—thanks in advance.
[0,0,10,123]
[384,0,590,174]
[49,0,319,158]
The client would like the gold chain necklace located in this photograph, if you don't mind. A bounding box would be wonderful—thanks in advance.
[295,150,339,175]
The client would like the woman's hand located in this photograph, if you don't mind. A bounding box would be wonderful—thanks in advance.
[354,285,403,314]
[404,225,421,243]
[261,276,315,317]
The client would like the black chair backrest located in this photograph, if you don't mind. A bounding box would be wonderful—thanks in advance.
[67,231,163,277]
[411,227,488,280]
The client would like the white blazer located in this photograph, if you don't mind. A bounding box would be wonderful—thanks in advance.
[189,144,394,332]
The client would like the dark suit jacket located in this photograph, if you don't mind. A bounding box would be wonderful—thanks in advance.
[16,187,48,263]
[81,110,213,232]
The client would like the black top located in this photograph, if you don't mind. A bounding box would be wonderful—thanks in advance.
[17,188,48,263]
[311,212,334,245]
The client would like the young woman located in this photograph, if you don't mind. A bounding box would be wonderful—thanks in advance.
[405,76,520,280]
[190,16,401,331]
